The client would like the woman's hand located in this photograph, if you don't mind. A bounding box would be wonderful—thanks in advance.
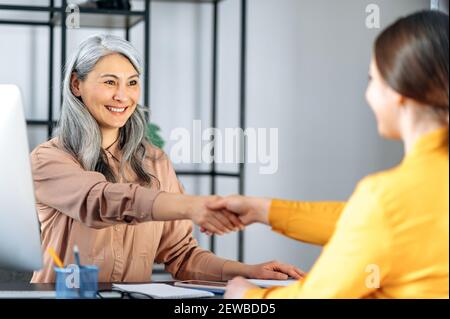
[246,260,306,280]
[152,193,252,235]
[184,195,245,235]
[223,261,307,298]
[222,259,306,281]
[224,277,258,299]
[206,195,272,226]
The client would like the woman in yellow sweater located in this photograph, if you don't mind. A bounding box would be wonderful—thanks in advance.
[208,10,449,298]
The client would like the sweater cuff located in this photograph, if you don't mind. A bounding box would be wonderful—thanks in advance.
[210,256,229,281]
[244,287,269,299]
[269,199,293,234]
[129,188,164,221]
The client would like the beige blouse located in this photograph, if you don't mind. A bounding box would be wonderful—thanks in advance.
[30,138,227,283]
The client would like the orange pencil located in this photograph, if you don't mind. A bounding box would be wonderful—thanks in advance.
[48,247,64,268]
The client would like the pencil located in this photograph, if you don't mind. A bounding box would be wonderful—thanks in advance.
[48,247,64,268]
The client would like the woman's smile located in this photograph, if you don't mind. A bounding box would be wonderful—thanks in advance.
[104,105,129,115]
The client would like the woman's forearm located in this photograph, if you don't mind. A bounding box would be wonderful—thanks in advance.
[222,260,250,280]
[151,193,241,235]
[249,197,272,225]
[152,192,191,221]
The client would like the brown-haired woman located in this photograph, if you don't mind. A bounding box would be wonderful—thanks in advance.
[211,10,449,298]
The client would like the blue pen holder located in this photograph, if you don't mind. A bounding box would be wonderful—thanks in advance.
[54,265,99,299]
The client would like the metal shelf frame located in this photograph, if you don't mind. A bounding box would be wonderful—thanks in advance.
[0,0,247,263]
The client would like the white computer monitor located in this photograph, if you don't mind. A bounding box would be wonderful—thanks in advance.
[431,0,449,13]
[0,84,42,271]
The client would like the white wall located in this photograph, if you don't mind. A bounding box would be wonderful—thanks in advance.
[240,0,430,271]
[0,0,431,274]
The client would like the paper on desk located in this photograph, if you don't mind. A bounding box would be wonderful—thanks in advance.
[113,283,214,299]
[248,279,298,288]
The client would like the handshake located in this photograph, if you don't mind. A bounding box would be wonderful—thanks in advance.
[152,193,273,235]
[184,195,272,236]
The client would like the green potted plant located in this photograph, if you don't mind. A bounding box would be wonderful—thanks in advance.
[147,123,165,149]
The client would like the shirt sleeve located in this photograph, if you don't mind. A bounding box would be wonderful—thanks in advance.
[246,177,392,299]
[269,199,346,246]
[154,159,228,281]
[31,143,162,229]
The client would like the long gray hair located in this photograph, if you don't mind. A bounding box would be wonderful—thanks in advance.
[58,34,157,187]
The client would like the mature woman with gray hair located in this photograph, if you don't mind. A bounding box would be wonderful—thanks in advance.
[30,34,303,283]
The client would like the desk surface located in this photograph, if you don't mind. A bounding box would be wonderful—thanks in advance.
[0,282,111,299]
[0,281,114,290]
[0,282,221,299]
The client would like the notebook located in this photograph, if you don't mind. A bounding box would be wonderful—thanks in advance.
[112,283,215,299]
[173,279,298,294]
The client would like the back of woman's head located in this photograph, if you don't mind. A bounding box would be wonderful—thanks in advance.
[374,10,449,119]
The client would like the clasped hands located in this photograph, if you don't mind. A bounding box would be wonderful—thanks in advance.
[186,194,272,236]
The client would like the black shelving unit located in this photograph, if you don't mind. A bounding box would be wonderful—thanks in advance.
[0,1,150,137]
[0,0,247,263]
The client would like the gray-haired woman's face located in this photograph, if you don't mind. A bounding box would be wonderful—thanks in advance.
[70,53,141,130]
